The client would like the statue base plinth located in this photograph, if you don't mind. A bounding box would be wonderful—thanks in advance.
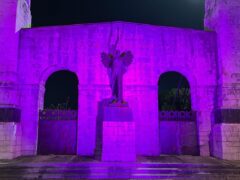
[101,105,136,162]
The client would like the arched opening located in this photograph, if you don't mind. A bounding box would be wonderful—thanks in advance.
[158,71,199,155]
[37,70,78,155]
[44,70,78,110]
[158,71,191,111]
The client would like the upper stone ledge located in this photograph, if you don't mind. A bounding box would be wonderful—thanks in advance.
[19,21,212,34]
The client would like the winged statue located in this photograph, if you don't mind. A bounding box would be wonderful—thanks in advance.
[101,44,133,104]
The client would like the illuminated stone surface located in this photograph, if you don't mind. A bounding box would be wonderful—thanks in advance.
[102,106,136,162]
[205,0,240,160]
[16,22,216,159]
[0,0,239,161]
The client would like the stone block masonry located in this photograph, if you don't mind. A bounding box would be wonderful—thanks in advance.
[102,106,136,162]
[0,123,21,159]
[212,124,240,161]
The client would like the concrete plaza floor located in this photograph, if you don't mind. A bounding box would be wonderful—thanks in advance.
[0,155,240,179]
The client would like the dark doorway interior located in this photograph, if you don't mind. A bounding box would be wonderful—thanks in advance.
[38,70,78,155]
[44,70,78,110]
[158,71,199,155]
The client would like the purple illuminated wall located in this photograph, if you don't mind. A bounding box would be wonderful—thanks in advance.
[0,0,19,107]
[1,0,240,160]
[17,22,217,157]
[205,0,240,160]
[0,0,22,159]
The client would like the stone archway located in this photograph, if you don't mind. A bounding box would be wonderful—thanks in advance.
[158,71,199,155]
[37,70,78,155]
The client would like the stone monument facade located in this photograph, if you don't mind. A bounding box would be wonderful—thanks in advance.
[0,0,239,161]
[205,0,240,160]
[100,32,135,161]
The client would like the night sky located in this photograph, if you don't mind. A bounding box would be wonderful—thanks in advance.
[31,0,204,29]
[34,0,204,109]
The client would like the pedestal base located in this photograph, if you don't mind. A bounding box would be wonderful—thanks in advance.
[102,106,136,162]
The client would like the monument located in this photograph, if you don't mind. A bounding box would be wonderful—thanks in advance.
[101,30,133,104]
[100,32,136,161]
[1,0,240,162]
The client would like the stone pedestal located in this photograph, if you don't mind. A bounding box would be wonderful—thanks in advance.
[102,105,136,162]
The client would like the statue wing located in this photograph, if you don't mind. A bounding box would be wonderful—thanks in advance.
[101,52,113,68]
[120,51,133,66]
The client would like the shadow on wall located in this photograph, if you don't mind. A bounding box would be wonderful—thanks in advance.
[95,98,113,158]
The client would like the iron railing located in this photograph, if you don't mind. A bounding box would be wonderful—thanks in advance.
[39,110,78,121]
[159,111,196,122]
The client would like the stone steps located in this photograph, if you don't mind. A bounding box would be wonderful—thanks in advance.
[0,162,240,179]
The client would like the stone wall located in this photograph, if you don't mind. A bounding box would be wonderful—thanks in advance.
[0,123,21,159]
[0,0,22,159]
[205,0,240,108]
[205,0,240,160]
[16,0,31,32]
[212,124,240,160]
[17,22,217,157]
[0,0,20,108]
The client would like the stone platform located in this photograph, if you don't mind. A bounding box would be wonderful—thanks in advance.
[102,105,136,162]
[0,155,240,179]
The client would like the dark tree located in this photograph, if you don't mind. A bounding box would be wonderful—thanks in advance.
[158,72,191,111]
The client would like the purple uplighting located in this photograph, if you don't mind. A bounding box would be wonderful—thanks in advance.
[0,0,240,164]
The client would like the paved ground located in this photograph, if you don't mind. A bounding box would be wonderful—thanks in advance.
[0,155,240,179]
